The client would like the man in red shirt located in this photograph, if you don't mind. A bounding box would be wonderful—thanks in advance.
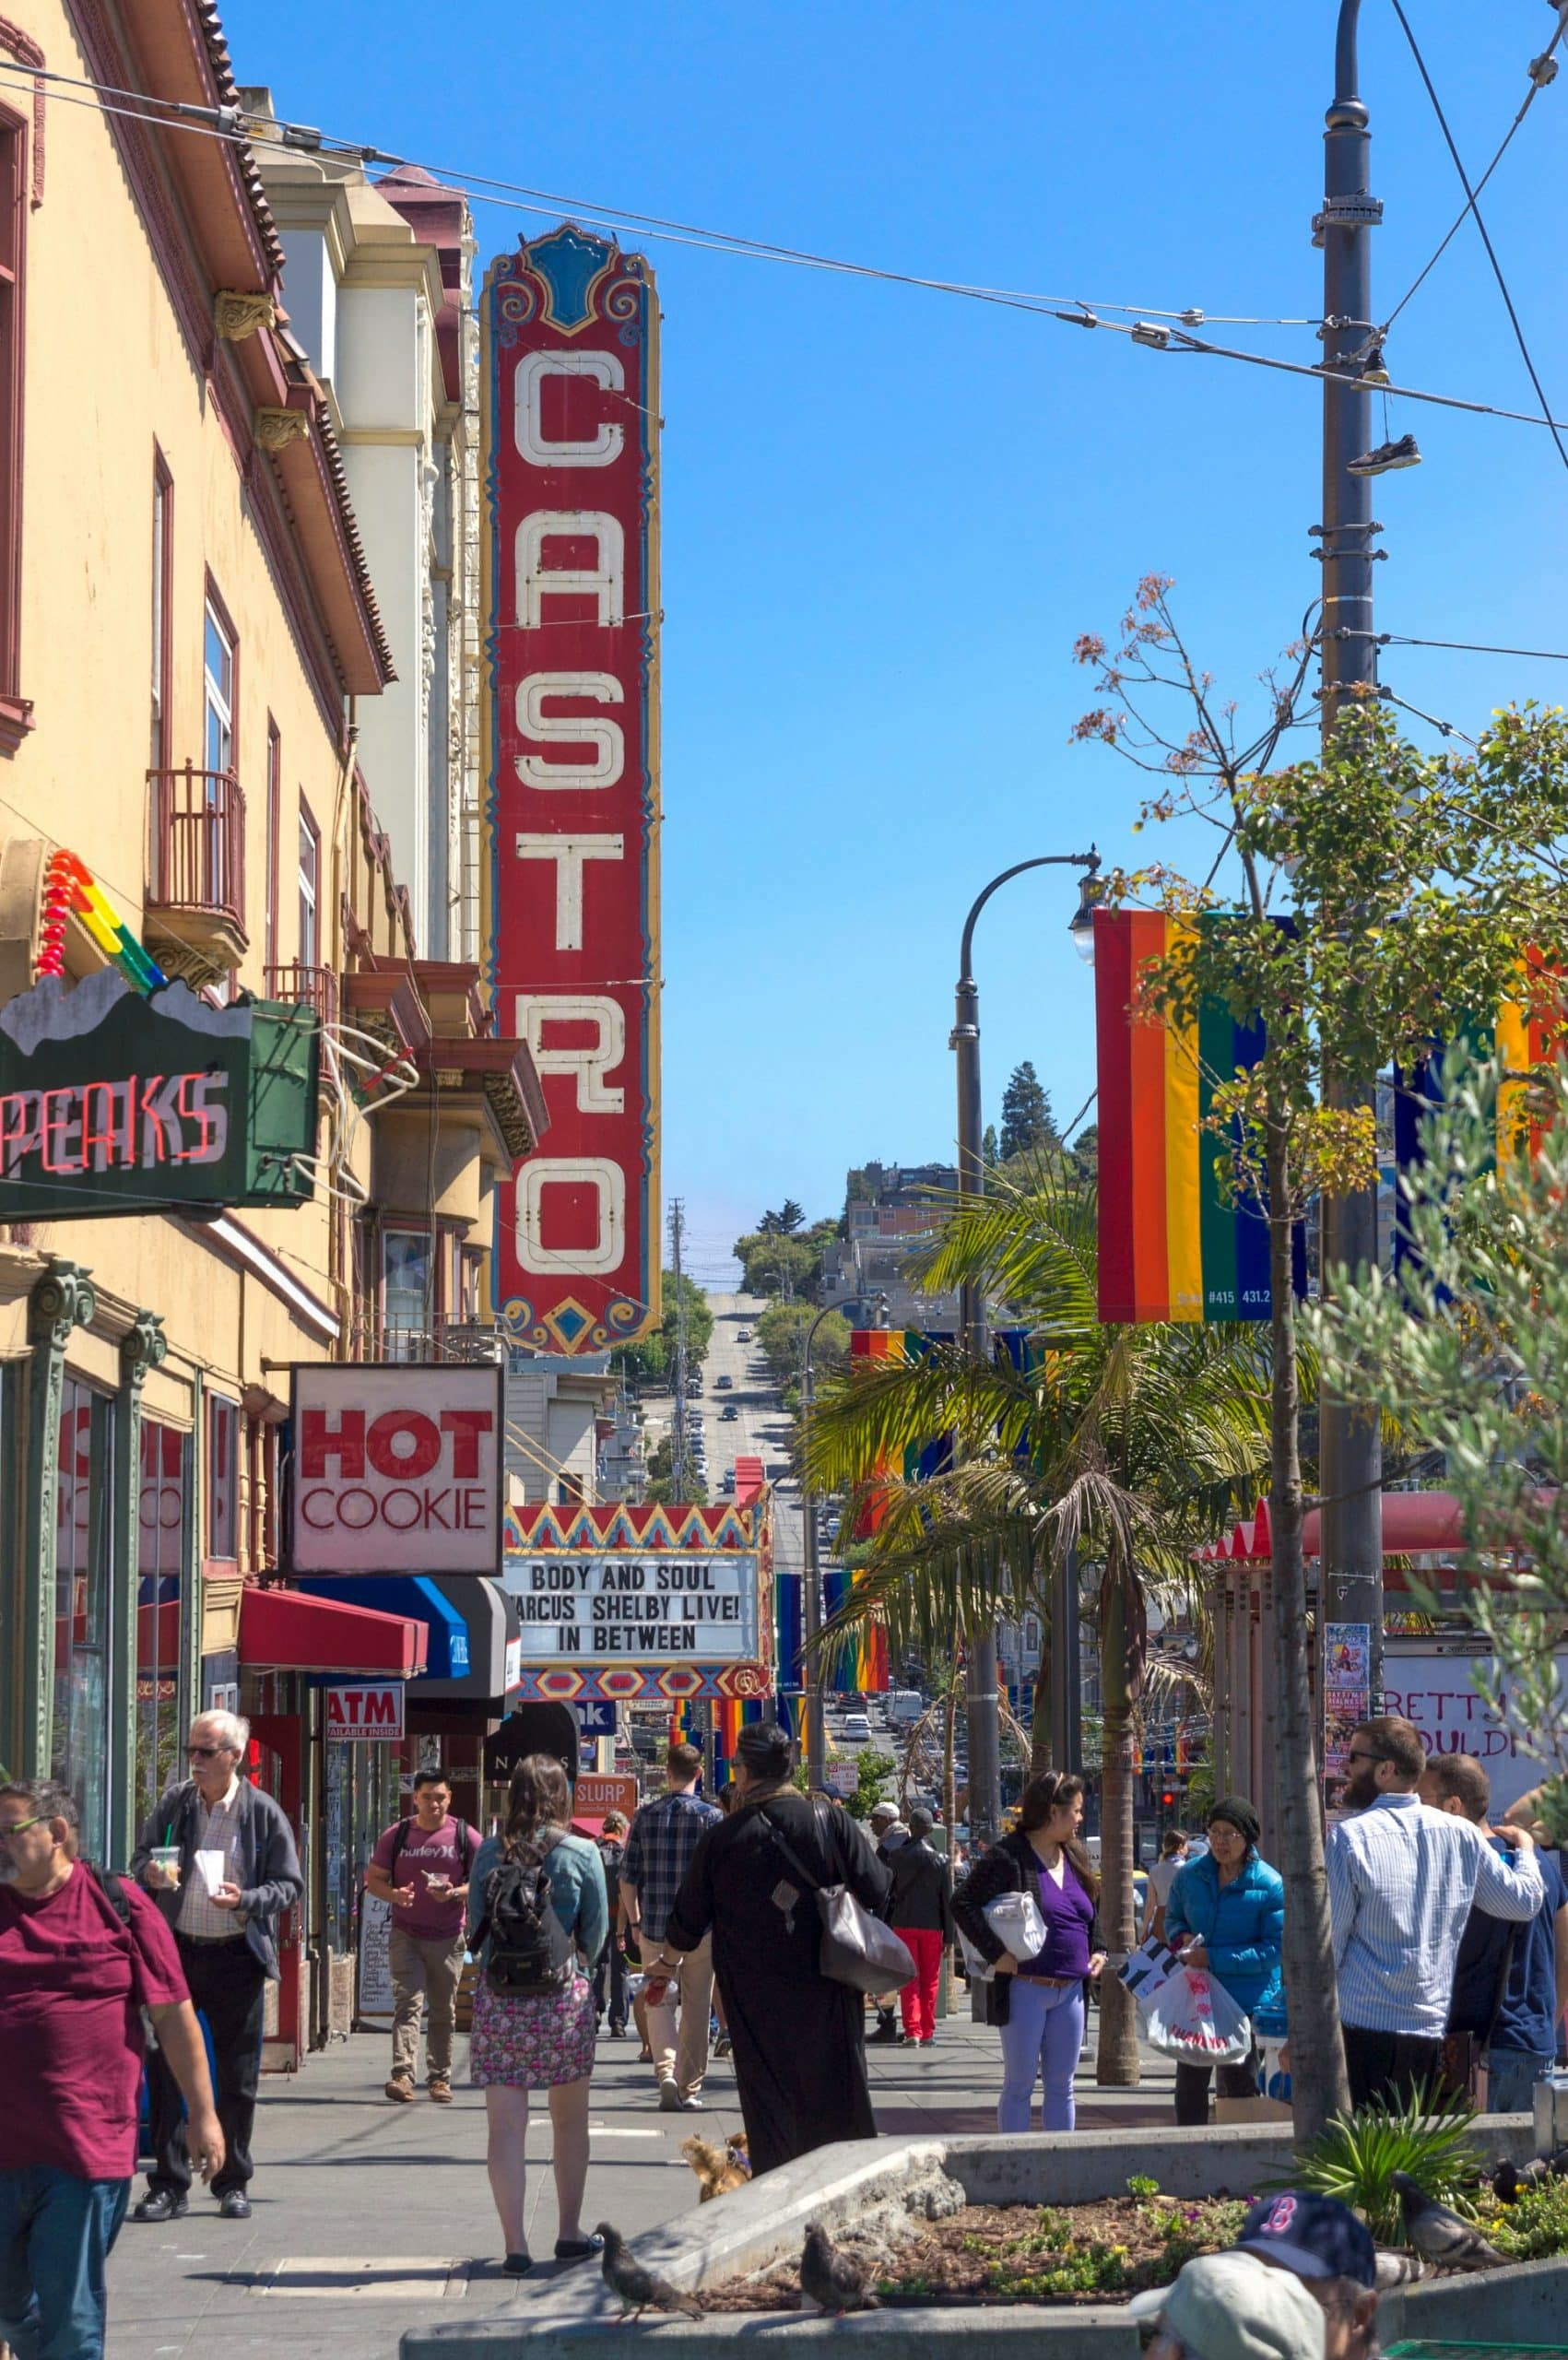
[0,1778,223,2360]
[364,1769,481,2104]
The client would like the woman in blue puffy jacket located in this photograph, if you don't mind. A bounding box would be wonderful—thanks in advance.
[1163,1795,1283,2126]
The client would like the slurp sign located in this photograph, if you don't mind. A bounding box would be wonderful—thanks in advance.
[290,1365,504,1576]
[482,225,660,1357]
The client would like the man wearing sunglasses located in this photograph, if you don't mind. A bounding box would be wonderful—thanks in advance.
[0,1778,223,2360]
[1326,1714,1542,2110]
[128,1712,303,2223]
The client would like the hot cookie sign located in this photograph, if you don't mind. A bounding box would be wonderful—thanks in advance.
[289,1365,503,1576]
[482,225,661,1355]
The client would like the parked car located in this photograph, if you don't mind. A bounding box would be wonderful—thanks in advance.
[715,1373,734,1389]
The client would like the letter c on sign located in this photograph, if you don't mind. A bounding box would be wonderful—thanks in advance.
[513,350,625,468]
[517,1159,626,1276]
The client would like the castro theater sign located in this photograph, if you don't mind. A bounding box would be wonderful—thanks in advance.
[289,1365,503,1576]
[481,223,661,1358]
[502,1502,772,1705]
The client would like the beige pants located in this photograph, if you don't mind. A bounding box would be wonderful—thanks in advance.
[645,1933,714,2099]
[389,1927,467,2083]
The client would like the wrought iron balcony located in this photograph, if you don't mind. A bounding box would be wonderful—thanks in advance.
[145,762,248,985]
[377,1319,508,1366]
[264,962,339,1029]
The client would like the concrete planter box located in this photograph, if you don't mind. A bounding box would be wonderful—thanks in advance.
[401,2117,1557,2360]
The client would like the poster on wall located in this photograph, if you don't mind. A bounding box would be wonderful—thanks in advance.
[480,224,662,1357]
[1383,1651,1568,1816]
[357,1893,395,2027]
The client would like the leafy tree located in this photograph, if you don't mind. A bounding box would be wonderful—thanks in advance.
[754,1299,849,1391]
[982,1124,1000,1169]
[999,1062,1057,1161]
[758,1198,806,1235]
[844,1749,898,1821]
[804,1167,1272,2085]
[644,1431,707,1505]
[1320,1052,1568,1834]
[1069,1123,1099,1184]
[1077,573,1568,2134]
[732,1230,820,1300]
[611,1270,713,1383]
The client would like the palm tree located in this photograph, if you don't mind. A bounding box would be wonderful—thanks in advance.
[804,1162,1277,2083]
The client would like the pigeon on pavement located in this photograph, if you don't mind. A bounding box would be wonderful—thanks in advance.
[1391,2173,1503,2271]
[799,2221,880,2315]
[596,2222,703,2320]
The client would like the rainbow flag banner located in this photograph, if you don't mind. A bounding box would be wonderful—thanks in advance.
[1095,908,1292,1325]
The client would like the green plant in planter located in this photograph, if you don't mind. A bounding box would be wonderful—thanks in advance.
[1490,2175,1568,2261]
[1291,2083,1480,2248]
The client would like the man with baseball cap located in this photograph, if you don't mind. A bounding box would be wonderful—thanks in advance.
[866,1801,909,2044]
[1126,2250,1326,2360]
[1233,2192,1381,2360]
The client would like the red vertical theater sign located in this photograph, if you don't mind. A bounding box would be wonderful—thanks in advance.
[482,225,661,1354]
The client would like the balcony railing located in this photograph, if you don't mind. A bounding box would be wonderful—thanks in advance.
[147,762,246,931]
[265,962,339,1028]
[374,1319,508,1366]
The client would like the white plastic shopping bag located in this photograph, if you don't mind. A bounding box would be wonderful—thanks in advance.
[1139,1965,1254,2065]
[1119,1935,1183,2004]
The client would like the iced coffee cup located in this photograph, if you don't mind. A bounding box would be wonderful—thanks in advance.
[149,1845,182,1888]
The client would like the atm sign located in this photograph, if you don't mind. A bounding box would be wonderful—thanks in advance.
[326,1682,405,1740]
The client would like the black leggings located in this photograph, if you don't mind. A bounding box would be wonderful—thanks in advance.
[1174,2038,1261,2126]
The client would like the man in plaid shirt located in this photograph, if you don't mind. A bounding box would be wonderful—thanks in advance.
[621,1743,721,2109]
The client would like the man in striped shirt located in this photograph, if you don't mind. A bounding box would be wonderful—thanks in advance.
[1326,1715,1542,2109]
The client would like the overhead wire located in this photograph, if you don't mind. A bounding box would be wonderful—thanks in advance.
[1388,0,1568,476]
[1380,2,1568,337]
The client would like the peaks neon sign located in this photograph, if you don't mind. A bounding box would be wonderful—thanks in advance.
[0,1070,229,1176]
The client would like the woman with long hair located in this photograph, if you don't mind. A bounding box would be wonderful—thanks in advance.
[952,1771,1105,2132]
[466,1755,607,2276]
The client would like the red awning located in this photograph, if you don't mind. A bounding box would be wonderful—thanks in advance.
[240,1585,429,1678]
[1194,1491,1496,1567]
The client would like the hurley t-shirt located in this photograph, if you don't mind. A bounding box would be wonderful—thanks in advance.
[371,1815,479,1940]
[0,1866,188,2179]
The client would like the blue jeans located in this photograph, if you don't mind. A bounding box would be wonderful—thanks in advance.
[0,2167,129,2360]
[1486,2047,1555,2115]
[997,1976,1085,2133]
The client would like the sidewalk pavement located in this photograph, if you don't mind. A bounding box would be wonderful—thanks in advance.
[105,2005,1181,2359]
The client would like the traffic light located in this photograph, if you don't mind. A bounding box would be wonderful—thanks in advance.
[1161,1789,1176,1811]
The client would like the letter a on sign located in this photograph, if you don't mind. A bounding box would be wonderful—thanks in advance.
[481,226,661,1358]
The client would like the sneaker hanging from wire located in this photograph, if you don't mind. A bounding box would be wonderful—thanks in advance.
[1348,431,1421,477]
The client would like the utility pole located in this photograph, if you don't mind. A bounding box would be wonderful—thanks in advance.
[670,1198,690,1496]
[1315,0,1385,1740]
[952,853,1101,1846]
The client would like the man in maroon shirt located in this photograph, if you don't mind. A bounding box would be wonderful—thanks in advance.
[365,1769,480,2104]
[0,1778,222,2360]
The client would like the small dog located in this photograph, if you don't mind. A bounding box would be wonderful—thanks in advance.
[680,2132,751,2201]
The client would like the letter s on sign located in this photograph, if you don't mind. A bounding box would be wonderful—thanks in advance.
[515,673,624,790]
[513,351,625,468]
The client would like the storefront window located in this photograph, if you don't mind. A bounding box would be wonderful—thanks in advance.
[137,1420,189,1819]
[55,1377,117,1857]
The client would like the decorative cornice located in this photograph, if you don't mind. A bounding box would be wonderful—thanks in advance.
[216,289,277,341]
[120,1308,169,1391]
[254,405,311,452]
[28,1257,95,1351]
[0,18,46,204]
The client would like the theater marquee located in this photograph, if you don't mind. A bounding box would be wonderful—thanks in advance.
[481,224,661,1356]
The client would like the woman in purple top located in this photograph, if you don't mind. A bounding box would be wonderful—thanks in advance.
[952,1773,1105,2131]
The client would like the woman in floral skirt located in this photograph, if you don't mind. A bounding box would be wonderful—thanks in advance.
[466,1754,607,2276]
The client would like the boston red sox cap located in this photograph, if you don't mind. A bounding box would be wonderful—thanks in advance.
[1237,2191,1378,2290]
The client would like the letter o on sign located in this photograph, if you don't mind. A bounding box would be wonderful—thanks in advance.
[381,1488,425,1531]
[365,1411,442,1479]
[337,1488,378,1528]
[517,1158,626,1276]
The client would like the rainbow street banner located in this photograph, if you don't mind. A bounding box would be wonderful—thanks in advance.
[1095,908,1299,1325]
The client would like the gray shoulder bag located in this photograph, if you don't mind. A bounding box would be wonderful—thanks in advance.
[761,1803,916,1995]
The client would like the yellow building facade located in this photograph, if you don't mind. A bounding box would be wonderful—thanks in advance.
[0,2,544,2058]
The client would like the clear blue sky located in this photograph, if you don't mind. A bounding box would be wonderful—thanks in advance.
[227,0,1568,1287]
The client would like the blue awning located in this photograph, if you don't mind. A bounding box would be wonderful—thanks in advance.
[295,1576,470,1682]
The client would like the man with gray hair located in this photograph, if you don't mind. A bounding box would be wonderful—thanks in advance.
[130,1710,303,2221]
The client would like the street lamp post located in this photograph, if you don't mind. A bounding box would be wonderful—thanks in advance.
[800,1292,887,1792]
[1317,0,1385,1727]
[951,852,1102,1844]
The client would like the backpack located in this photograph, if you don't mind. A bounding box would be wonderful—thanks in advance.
[87,1863,134,1924]
[387,1816,478,1882]
[474,1839,575,1998]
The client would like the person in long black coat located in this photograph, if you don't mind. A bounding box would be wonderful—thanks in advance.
[663,1721,890,2176]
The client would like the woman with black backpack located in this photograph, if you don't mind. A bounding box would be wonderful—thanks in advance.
[466,1755,608,2277]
